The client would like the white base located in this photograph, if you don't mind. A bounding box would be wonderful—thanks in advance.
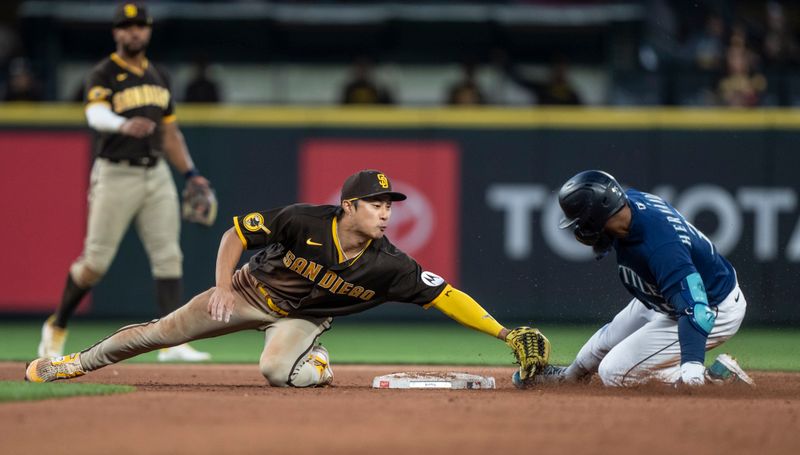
[372,372,496,390]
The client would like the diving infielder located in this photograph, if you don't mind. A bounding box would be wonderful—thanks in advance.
[549,170,751,387]
[37,3,211,362]
[26,170,550,387]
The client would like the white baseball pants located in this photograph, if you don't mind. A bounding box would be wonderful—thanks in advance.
[568,282,746,386]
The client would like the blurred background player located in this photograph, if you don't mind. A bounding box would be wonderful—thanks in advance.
[542,170,752,387]
[37,3,213,362]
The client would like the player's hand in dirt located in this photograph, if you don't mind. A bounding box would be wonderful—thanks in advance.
[120,117,156,138]
[208,286,236,323]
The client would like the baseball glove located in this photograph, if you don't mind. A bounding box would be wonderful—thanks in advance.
[506,326,551,383]
[182,180,218,226]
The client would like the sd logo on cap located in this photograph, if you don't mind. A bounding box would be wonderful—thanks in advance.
[340,170,407,202]
[113,3,153,28]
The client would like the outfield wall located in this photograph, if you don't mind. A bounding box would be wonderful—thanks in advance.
[2,105,799,324]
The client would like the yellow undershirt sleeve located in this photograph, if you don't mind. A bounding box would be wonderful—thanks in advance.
[427,284,505,338]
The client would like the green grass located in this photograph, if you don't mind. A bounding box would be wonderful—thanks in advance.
[2,321,798,371]
[705,327,800,371]
[0,381,134,402]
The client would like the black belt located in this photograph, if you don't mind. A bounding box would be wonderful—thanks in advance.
[104,156,159,168]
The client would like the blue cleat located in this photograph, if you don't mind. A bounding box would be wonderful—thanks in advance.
[706,354,755,387]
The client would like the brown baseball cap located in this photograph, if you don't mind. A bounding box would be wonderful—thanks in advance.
[340,169,407,202]
[113,3,153,28]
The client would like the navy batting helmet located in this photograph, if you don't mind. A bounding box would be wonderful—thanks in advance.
[558,170,627,245]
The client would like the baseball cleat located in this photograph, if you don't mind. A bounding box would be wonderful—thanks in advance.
[25,353,86,383]
[512,364,568,388]
[37,315,68,358]
[511,370,527,389]
[157,343,211,362]
[309,345,334,386]
[533,364,568,384]
[706,353,755,387]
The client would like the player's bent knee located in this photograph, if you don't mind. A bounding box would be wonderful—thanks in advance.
[597,360,626,387]
[259,358,292,387]
[151,259,182,278]
[150,246,183,277]
[70,262,104,288]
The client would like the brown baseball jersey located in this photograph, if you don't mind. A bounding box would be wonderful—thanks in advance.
[84,52,175,160]
[233,204,448,317]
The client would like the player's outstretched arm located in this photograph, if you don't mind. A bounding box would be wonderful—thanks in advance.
[428,285,506,339]
[428,286,550,381]
[207,227,245,323]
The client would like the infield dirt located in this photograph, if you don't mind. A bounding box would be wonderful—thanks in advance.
[1,362,798,455]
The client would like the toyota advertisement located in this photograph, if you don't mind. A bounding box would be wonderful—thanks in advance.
[2,125,799,324]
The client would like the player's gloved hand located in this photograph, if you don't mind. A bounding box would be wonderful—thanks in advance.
[208,286,236,323]
[182,178,218,227]
[505,326,551,384]
[680,361,706,386]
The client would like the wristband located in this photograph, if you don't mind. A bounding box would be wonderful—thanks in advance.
[184,168,200,180]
